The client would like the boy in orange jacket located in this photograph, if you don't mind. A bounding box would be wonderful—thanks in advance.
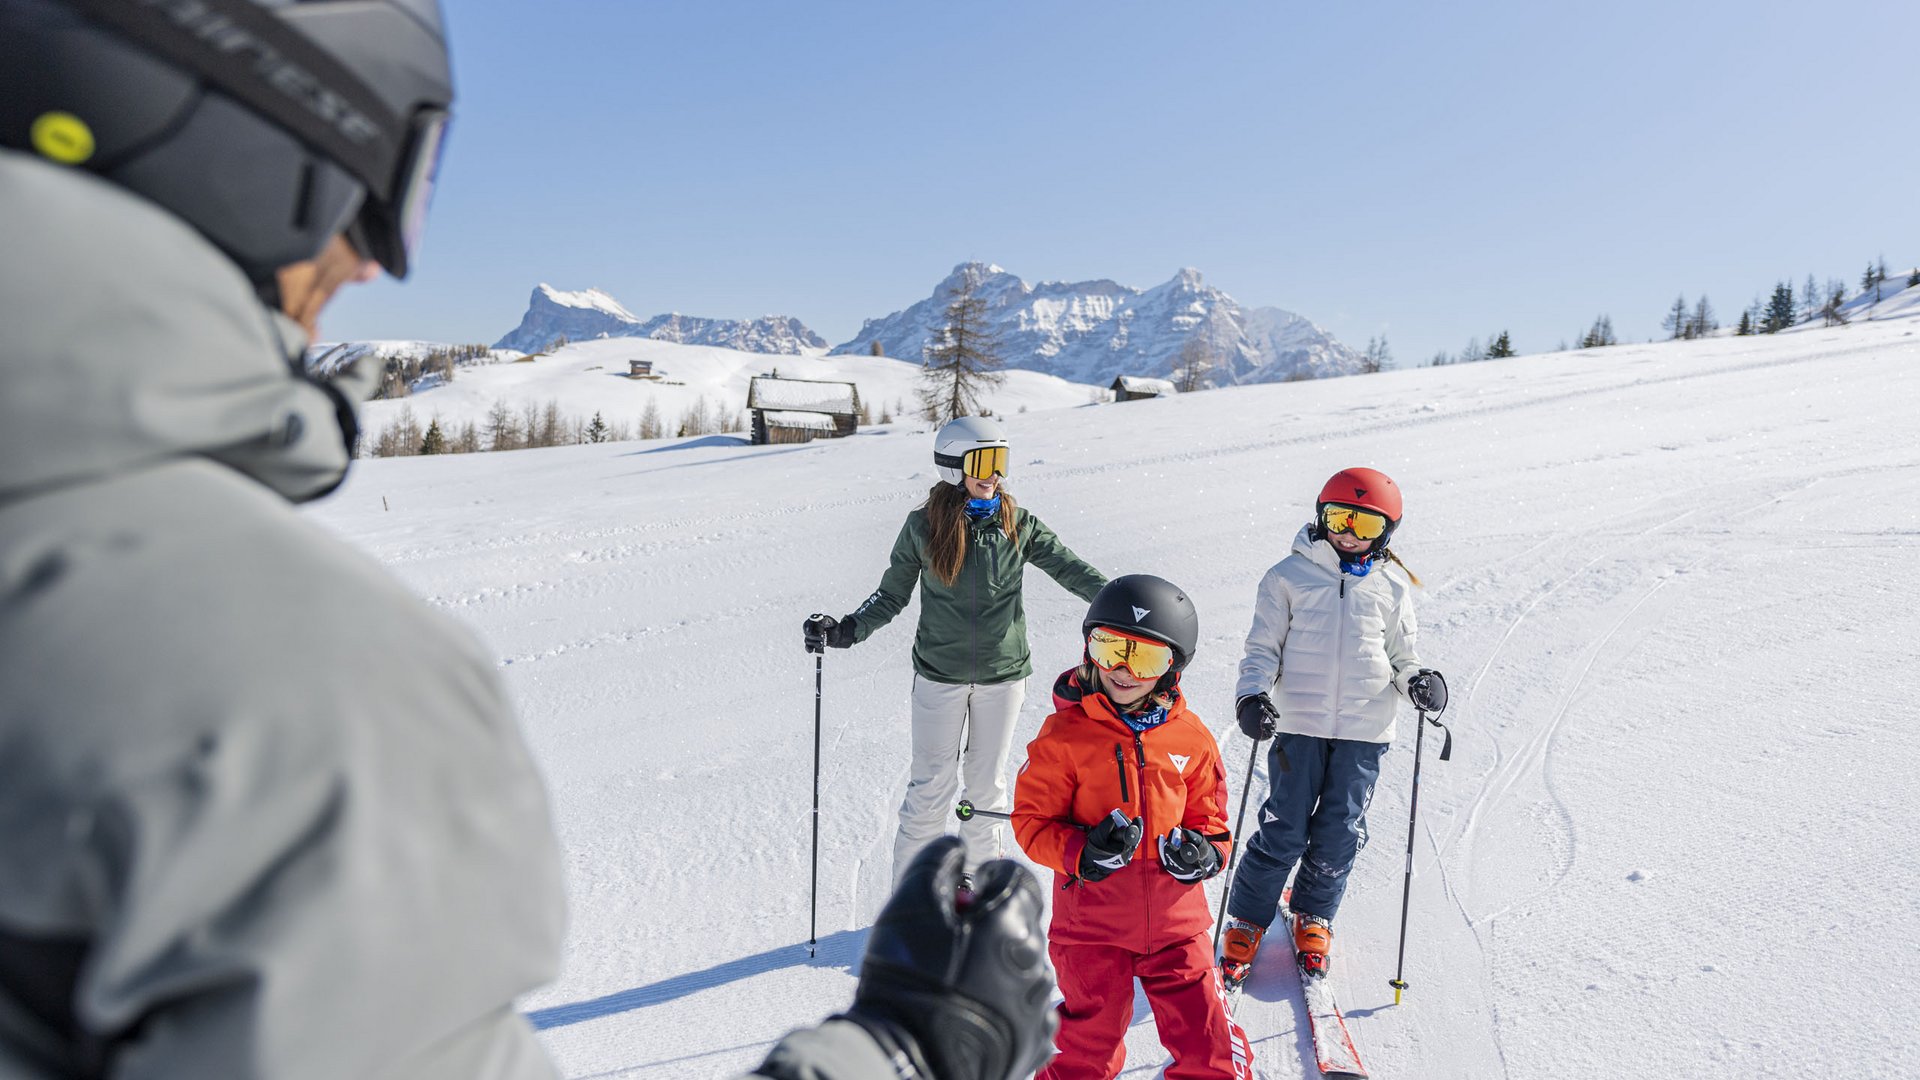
[1013,575,1253,1080]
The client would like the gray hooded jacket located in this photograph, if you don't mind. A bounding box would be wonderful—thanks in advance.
[0,150,566,1079]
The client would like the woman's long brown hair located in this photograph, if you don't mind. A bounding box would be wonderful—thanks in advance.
[925,481,1019,587]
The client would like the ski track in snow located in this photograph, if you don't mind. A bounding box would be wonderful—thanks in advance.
[304,317,1920,1080]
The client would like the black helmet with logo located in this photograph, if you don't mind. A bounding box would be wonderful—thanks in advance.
[1,0,454,283]
[1081,574,1199,673]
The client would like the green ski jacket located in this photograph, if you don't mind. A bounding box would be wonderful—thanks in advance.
[850,505,1106,684]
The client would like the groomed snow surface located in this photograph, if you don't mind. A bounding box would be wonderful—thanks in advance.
[307,301,1920,1079]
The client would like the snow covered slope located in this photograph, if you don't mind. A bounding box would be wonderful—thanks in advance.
[305,298,1920,1079]
[351,336,1107,449]
[836,262,1364,387]
[494,283,828,355]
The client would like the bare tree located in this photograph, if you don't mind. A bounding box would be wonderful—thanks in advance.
[1687,296,1716,339]
[1800,275,1819,325]
[1663,295,1688,340]
[918,267,1007,422]
[639,397,664,440]
[485,399,519,452]
[1176,334,1215,390]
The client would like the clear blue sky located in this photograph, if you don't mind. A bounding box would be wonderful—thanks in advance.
[327,0,1919,367]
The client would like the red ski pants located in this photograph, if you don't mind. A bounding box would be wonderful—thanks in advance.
[1038,932,1253,1080]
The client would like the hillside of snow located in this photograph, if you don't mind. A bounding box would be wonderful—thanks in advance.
[305,293,1920,1079]
[348,336,1110,450]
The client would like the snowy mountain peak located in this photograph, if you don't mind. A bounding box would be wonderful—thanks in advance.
[494,286,827,355]
[535,283,638,322]
[835,264,1361,386]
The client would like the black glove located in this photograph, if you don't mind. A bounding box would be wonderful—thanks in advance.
[802,613,855,653]
[1236,692,1278,740]
[841,836,1057,1080]
[1077,809,1143,882]
[1408,669,1448,713]
[1156,826,1222,883]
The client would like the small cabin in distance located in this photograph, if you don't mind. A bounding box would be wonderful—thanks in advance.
[746,374,861,444]
[1111,375,1177,402]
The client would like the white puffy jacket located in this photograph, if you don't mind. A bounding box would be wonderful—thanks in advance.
[1235,525,1423,744]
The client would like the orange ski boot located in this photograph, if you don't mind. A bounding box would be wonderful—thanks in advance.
[1293,912,1333,977]
[1220,917,1266,990]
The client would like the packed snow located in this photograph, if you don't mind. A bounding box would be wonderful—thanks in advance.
[306,291,1920,1079]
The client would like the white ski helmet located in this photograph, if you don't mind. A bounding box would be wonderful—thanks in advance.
[933,415,1009,486]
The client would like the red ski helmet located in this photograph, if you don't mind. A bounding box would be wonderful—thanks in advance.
[1316,467,1402,553]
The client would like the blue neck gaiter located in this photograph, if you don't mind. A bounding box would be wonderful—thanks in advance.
[964,494,1002,521]
[1120,702,1172,733]
[1339,554,1376,577]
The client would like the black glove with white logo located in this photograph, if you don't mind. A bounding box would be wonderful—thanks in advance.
[1157,827,1222,883]
[1236,692,1278,740]
[831,836,1057,1080]
[1408,669,1448,713]
[802,613,855,653]
[1077,809,1143,882]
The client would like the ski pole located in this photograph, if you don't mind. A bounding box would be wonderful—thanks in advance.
[954,799,1011,822]
[1389,706,1452,1004]
[1212,737,1263,955]
[808,644,824,958]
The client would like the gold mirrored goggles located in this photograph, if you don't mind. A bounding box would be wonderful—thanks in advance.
[1086,626,1175,680]
[936,445,1009,480]
[1321,503,1391,541]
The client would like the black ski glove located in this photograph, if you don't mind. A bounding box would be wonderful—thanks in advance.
[1157,826,1222,883]
[1236,692,1278,740]
[840,836,1057,1080]
[802,613,855,653]
[1077,809,1143,882]
[1408,669,1448,713]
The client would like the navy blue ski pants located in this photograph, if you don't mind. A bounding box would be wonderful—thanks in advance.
[1226,733,1389,928]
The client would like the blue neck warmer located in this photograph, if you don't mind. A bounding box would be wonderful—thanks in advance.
[964,494,1002,521]
[1339,554,1376,577]
[1119,702,1172,733]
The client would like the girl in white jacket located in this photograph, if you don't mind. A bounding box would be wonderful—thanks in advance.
[1217,468,1447,982]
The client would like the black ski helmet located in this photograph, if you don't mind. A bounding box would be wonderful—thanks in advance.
[0,0,454,283]
[1081,574,1199,674]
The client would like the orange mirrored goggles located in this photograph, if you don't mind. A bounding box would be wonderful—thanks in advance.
[1321,503,1391,541]
[1086,626,1176,680]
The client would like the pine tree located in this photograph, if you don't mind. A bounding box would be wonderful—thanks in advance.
[918,267,1007,422]
[1579,315,1617,349]
[1663,295,1688,340]
[586,411,609,443]
[1487,331,1515,358]
[419,417,445,455]
[1735,310,1752,336]
[1908,267,1920,289]
[1762,283,1796,333]
[1821,282,1850,326]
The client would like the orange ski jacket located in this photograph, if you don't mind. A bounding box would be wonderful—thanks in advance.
[1013,669,1233,954]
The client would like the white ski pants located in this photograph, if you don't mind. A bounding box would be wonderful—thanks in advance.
[893,674,1027,880]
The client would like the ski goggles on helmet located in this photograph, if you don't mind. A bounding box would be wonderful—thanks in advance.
[1086,626,1176,680]
[1321,503,1391,541]
[346,107,451,279]
[935,445,1009,481]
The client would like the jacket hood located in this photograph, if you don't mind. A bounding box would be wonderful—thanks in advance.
[0,149,364,505]
[1291,522,1350,573]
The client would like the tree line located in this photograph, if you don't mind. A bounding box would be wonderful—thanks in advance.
[368,395,751,458]
[368,343,492,401]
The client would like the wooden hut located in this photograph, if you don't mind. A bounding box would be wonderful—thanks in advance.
[1110,375,1177,402]
[746,375,861,444]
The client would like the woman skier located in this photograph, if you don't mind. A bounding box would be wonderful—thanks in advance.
[804,415,1106,879]
[1219,467,1447,985]
[1013,575,1253,1079]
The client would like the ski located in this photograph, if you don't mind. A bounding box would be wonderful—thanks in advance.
[1290,911,1368,1080]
